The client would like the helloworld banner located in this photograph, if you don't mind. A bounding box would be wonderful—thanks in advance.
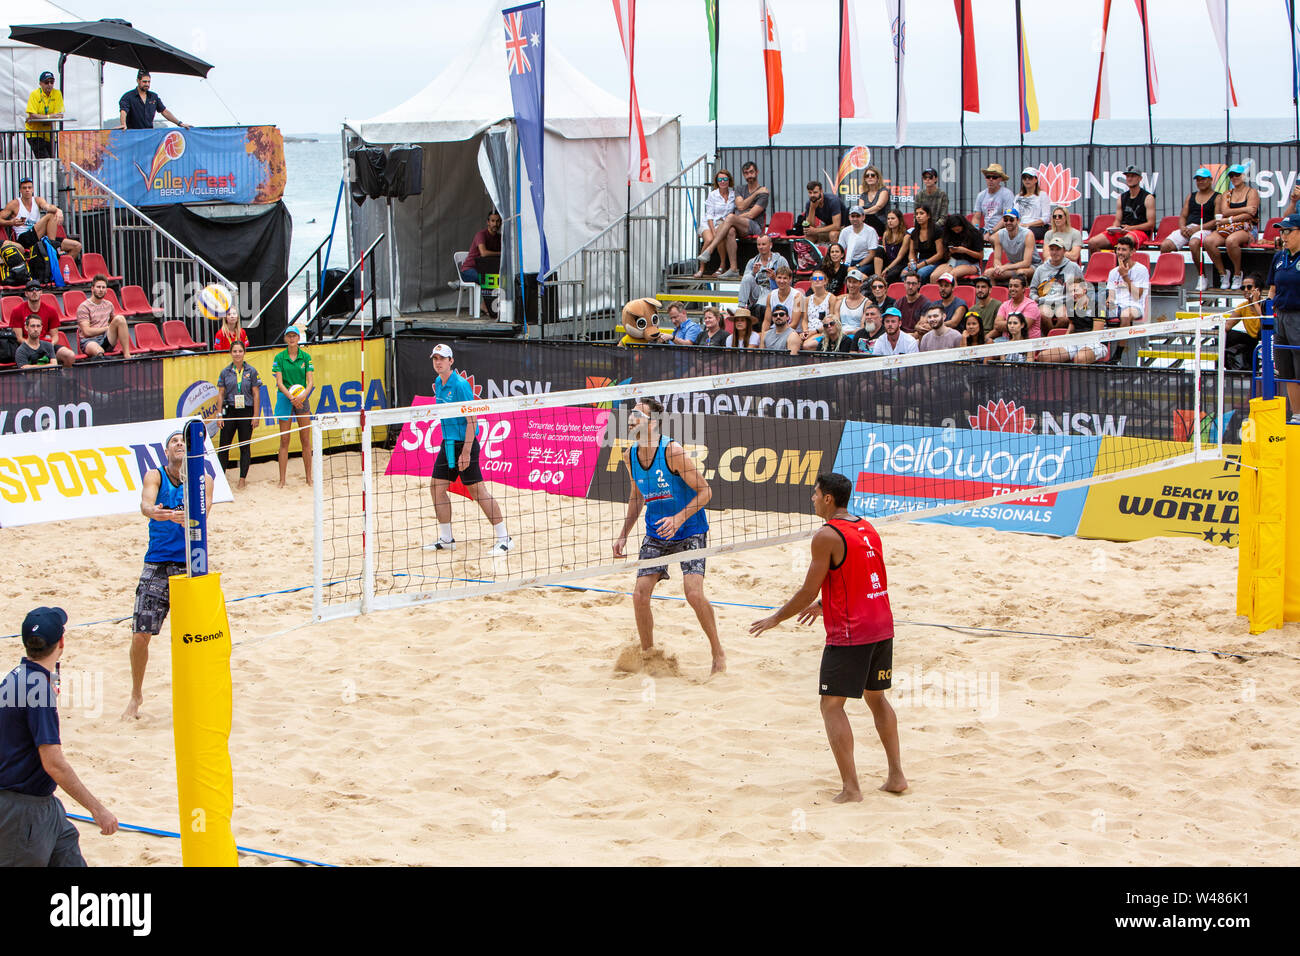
[60,126,286,205]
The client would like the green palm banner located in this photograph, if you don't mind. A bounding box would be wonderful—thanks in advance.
[705,0,719,121]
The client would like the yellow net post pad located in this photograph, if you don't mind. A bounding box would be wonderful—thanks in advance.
[1288,423,1300,622]
[169,571,238,867]
[1235,399,1288,634]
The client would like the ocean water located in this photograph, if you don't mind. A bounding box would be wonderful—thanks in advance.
[283,118,1298,270]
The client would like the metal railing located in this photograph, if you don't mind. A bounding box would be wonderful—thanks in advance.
[542,154,711,341]
[64,162,237,346]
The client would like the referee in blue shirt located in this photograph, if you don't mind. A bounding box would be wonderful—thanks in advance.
[424,344,513,553]
[1265,213,1300,424]
[0,608,117,866]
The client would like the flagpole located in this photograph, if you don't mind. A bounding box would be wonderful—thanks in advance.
[1015,0,1024,154]
[1292,0,1299,169]
[714,0,719,163]
[1224,0,1231,152]
[959,0,966,148]
[837,0,844,156]
[625,0,633,303]
[1138,0,1155,174]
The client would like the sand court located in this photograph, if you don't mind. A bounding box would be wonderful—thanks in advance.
[2,458,1297,866]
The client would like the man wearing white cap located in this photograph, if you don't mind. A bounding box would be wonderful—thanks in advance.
[425,344,513,554]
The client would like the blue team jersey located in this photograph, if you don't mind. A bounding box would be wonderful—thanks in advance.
[629,436,708,541]
[1267,248,1300,312]
[144,468,186,563]
[433,372,475,444]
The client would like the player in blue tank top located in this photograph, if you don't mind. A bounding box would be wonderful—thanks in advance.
[613,398,725,674]
[124,429,213,720]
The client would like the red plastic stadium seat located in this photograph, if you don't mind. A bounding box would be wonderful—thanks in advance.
[1263,217,1283,246]
[102,326,134,357]
[38,293,66,322]
[953,285,976,307]
[1069,214,1083,232]
[58,255,88,285]
[920,283,940,300]
[887,282,905,300]
[794,280,811,294]
[1047,328,1068,337]
[1087,214,1115,239]
[2,295,23,326]
[132,322,172,352]
[80,253,122,284]
[57,330,88,360]
[1084,251,1116,284]
[62,290,86,319]
[989,285,1009,302]
[1151,216,1181,247]
[766,211,794,237]
[1132,252,1151,272]
[903,213,914,229]
[120,285,160,318]
[162,320,202,350]
[1149,252,1186,290]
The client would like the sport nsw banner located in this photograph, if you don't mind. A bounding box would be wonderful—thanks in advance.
[0,416,233,528]
[384,395,608,499]
[59,126,286,205]
[833,421,1101,537]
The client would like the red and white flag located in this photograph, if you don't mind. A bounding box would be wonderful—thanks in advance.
[953,0,979,113]
[1204,0,1238,107]
[761,0,784,138]
[1092,0,1112,121]
[839,0,868,118]
[612,0,652,182]
[1135,0,1159,104]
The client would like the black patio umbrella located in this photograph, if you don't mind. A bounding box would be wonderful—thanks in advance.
[8,18,214,78]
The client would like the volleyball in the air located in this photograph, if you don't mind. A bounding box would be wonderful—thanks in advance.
[288,384,308,402]
[197,283,234,320]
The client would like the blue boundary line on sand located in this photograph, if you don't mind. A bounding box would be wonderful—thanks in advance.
[64,813,334,867]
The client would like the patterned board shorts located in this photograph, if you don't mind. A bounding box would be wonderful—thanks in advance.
[638,532,708,580]
[133,561,185,635]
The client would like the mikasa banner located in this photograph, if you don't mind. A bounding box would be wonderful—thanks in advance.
[0,417,233,528]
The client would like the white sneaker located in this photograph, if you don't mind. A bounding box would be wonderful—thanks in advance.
[490,536,514,554]
[1231,274,1243,290]
[1289,414,1300,426]
[1219,272,1231,290]
[424,538,455,552]
[1195,274,1208,292]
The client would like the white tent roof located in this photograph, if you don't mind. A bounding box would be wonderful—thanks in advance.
[358,7,675,144]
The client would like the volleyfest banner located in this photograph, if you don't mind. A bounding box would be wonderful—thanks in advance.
[384,394,609,498]
[59,126,286,205]
[161,339,388,457]
[0,417,233,527]
[0,359,161,434]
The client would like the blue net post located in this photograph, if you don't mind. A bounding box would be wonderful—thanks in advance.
[183,418,209,578]
[1259,313,1276,402]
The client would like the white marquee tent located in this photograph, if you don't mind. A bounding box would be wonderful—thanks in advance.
[346,6,680,316]
[0,0,101,134]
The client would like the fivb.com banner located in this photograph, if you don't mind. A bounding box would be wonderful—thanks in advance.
[0,418,233,527]
[59,126,286,205]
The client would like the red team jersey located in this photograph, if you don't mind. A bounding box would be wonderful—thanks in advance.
[820,516,894,647]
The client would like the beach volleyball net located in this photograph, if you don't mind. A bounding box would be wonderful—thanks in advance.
[312,315,1233,621]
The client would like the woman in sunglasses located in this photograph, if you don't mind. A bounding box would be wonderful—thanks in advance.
[805,269,836,339]
[858,166,891,235]
[695,169,738,277]
[1041,206,1083,264]
[822,242,848,295]
[866,275,896,313]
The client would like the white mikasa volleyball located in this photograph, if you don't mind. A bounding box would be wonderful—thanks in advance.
[198,283,234,320]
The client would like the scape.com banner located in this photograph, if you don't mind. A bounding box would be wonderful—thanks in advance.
[0,417,233,528]
[60,126,286,205]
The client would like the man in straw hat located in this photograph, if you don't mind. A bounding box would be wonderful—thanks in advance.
[973,163,1015,237]
[1,607,119,864]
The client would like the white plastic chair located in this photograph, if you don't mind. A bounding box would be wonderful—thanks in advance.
[452,251,481,318]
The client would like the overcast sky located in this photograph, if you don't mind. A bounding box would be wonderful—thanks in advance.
[43,0,1300,134]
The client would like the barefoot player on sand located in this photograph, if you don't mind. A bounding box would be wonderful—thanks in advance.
[750,473,906,801]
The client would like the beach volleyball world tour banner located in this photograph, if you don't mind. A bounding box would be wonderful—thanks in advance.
[60,126,286,205]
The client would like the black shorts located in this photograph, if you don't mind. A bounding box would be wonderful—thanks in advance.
[83,332,110,351]
[1274,309,1300,381]
[133,560,185,635]
[432,438,484,484]
[819,640,893,697]
[637,532,707,579]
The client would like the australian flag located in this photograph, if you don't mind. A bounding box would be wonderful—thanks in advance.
[504,2,549,276]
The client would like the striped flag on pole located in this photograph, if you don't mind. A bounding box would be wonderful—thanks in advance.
[1135,0,1159,104]
[612,0,652,182]
[839,0,868,118]
[761,0,784,138]
[1204,0,1238,107]
[888,0,907,147]
[1016,1,1039,133]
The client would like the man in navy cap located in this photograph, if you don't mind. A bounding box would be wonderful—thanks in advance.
[1266,213,1300,424]
[0,607,118,865]
[24,71,64,159]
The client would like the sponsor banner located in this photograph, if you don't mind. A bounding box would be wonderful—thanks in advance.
[60,126,286,205]
[162,340,388,455]
[0,417,233,527]
[0,360,162,434]
[1077,440,1242,547]
[834,421,1100,536]
[587,414,845,514]
[394,338,1252,441]
[384,395,608,498]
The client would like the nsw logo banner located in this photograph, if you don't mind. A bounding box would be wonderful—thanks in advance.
[833,421,1101,536]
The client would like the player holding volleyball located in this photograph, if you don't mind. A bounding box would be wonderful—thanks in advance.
[124,430,213,720]
[750,473,906,801]
[613,398,725,675]
[424,344,513,554]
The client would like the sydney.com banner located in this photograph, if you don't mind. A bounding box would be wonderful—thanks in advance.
[60,126,286,205]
